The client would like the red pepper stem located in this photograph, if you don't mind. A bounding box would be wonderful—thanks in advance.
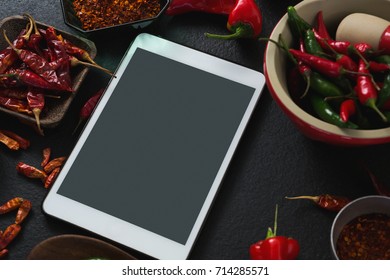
[204,25,253,40]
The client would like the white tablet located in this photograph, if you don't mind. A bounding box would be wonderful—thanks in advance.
[43,33,265,259]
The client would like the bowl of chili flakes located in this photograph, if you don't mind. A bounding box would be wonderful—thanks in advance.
[0,15,96,129]
[60,0,170,33]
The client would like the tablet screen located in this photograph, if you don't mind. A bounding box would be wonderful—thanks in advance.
[57,47,255,245]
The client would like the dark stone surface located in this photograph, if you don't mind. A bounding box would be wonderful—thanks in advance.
[0,0,389,260]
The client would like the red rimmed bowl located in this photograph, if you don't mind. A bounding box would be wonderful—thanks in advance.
[264,0,390,146]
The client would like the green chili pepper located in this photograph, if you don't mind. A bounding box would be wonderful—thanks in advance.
[310,94,358,129]
[377,73,390,108]
[374,55,390,65]
[309,72,345,98]
[304,29,324,57]
[287,6,311,39]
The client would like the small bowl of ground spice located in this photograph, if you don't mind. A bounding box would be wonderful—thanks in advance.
[60,0,170,33]
[331,195,390,260]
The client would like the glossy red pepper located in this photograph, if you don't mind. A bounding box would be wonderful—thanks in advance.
[339,99,357,122]
[355,59,387,122]
[205,0,262,39]
[315,11,331,39]
[249,206,299,260]
[165,0,236,15]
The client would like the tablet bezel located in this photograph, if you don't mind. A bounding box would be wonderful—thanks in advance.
[43,33,265,259]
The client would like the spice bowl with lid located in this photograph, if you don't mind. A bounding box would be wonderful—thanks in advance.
[330,195,390,260]
[60,0,170,33]
[264,0,390,146]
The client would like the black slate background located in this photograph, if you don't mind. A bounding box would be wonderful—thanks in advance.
[0,0,389,260]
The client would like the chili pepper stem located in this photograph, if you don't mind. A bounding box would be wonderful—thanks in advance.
[366,99,388,122]
[205,24,254,40]
[70,57,114,76]
[22,14,34,41]
[32,108,44,136]
[285,195,320,203]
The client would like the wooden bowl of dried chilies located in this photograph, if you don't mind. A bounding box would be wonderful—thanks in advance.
[0,14,111,134]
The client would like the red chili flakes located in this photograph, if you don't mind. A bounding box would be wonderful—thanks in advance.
[336,213,390,260]
[73,0,162,31]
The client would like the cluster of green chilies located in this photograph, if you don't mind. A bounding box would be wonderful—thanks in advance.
[0,14,109,135]
[285,7,390,129]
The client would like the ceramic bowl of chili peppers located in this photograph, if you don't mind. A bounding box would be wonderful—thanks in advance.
[60,0,170,33]
[330,195,390,260]
[264,0,390,146]
[0,15,97,131]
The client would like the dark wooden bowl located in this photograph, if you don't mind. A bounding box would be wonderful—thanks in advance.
[0,15,96,128]
[27,234,136,260]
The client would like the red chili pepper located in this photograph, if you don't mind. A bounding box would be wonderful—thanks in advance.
[0,96,32,115]
[26,87,45,135]
[24,14,43,55]
[360,162,390,197]
[0,130,30,149]
[289,49,348,78]
[355,59,387,122]
[0,224,21,251]
[249,205,299,260]
[73,88,104,134]
[165,0,236,15]
[16,162,47,182]
[0,131,20,150]
[44,167,60,189]
[205,0,262,39]
[286,194,351,212]
[315,11,331,39]
[43,156,67,174]
[0,197,24,214]
[60,37,98,66]
[41,147,51,167]
[14,199,32,225]
[339,99,357,122]
[368,61,390,72]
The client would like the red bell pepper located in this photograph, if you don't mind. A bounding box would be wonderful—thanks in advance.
[249,205,300,260]
[205,0,262,39]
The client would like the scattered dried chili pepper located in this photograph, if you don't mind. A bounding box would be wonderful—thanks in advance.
[0,224,21,251]
[43,156,66,174]
[44,167,60,189]
[0,95,32,115]
[41,147,51,167]
[73,0,162,31]
[0,130,30,149]
[14,199,32,225]
[0,197,24,214]
[0,131,20,150]
[16,162,47,182]
[286,194,351,212]
[73,88,104,134]
[336,213,390,260]
[249,205,300,260]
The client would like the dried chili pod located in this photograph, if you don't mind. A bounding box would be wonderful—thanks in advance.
[0,248,8,258]
[15,199,32,225]
[0,197,24,214]
[44,167,60,189]
[26,87,45,135]
[0,130,30,150]
[41,147,51,167]
[0,131,20,150]
[43,156,66,173]
[0,96,32,115]
[16,162,47,182]
[285,194,351,212]
[0,224,21,250]
[360,162,390,197]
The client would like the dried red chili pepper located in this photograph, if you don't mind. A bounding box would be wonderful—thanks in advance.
[16,162,47,182]
[286,194,351,212]
[0,131,20,150]
[0,96,32,115]
[43,156,66,173]
[44,167,60,189]
[61,37,98,66]
[3,31,72,92]
[26,87,45,135]
[205,0,262,39]
[0,130,30,149]
[0,197,24,214]
[0,249,8,258]
[41,147,51,167]
[73,88,104,134]
[339,99,357,122]
[249,205,300,260]
[24,14,43,56]
[355,59,387,122]
[166,0,236,15]
[14,199,32,225]
[360,163,390,197]
[0,224,21,251]
[0,88,28,100]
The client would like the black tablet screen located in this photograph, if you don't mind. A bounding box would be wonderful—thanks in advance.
[57,48,255,244]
